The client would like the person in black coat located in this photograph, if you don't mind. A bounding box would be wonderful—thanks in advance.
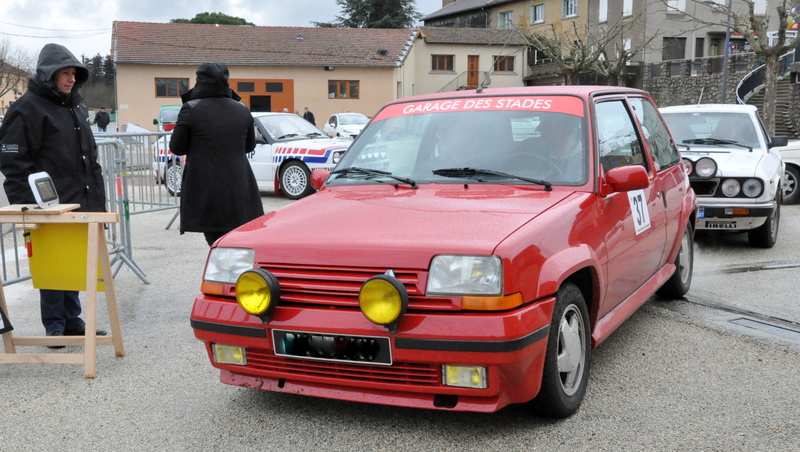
[0,43,106,342]
[302,107,316,126]
[94,107,111,132]
[169,63,264,246]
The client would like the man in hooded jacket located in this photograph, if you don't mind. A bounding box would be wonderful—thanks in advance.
[169,62,264,246]
[0,43,106,343]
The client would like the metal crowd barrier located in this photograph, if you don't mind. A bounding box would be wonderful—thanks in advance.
[1,131,178,287]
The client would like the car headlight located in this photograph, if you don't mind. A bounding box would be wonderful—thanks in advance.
[694,157,717,178]
[359,274,408,333]
[204,248,255,283]
[332,150,345,164]
[426,255,502,296]
[236,269,280,321]
[742,178,762,198]
[681,158,693,175]
[721,179,741,197]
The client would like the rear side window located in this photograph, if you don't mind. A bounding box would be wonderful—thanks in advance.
[630,97,680,170]
[595,100,647,174]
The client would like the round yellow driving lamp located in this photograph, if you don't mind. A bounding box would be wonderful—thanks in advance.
[359,275,408,333]
[236,269,281,322]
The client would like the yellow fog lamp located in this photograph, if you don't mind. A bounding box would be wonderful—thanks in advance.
[443,365,488,389]
[359,273,408,333]
[212,344,247,365]
[235,269,280,322]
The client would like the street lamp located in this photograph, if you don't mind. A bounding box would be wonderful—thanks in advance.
[706,0,733,103]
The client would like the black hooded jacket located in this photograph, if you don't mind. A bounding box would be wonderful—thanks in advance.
[0,43,105,212]
[169,63,263,235]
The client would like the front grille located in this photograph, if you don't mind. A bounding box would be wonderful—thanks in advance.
[259,263,455,310]
[690,179,718,196]
[247,349,441,386]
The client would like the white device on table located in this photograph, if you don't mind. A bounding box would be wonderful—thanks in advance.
[28,171,59,209]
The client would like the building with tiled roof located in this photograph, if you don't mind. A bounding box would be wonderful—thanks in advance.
[112,21,529,131]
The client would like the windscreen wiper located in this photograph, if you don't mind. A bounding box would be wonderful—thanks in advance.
[304,132,325,138]
[432,168,552,191]
[681,138,753,151]
[277,133,299,139]
[331,167,417,188]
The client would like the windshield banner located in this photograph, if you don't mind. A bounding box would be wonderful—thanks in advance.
[373,95,585,122]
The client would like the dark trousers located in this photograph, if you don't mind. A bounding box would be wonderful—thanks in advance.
[204,232,226,246]
[40,289,84,334]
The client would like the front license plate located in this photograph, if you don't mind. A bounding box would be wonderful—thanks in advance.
[272,329,392,365]
[704,220,737,229]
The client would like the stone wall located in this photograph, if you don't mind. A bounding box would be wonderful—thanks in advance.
[642,53,761,107]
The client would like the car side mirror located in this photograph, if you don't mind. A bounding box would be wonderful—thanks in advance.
[311,169,331,190]
[329,123,336,127]
[770,136,788,148]
[153,119,158,125]
[602,165,650,194]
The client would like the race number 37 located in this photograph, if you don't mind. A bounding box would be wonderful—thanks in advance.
[627,189,651,235]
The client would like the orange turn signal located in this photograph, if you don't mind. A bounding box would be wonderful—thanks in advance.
[461,293,523,311]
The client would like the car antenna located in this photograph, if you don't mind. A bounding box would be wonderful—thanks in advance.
[697,87,704,105]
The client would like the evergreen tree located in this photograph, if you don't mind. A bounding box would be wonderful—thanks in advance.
[170,12,254,25]
[314,0,422,28]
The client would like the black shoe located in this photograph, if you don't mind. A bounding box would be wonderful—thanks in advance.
[64,326,107,336]
[46,330,65,349]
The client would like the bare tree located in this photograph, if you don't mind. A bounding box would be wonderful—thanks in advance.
[0,38,34,101]
[521,14,653,86]
[676,0,800,136]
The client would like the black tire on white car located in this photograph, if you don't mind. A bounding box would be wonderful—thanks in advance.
[280,161,314,200]
[165,160,182,197]
[748,194,780,248]
[783,165,800,205]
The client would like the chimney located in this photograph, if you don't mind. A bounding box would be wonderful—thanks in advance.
[443,0,457,6]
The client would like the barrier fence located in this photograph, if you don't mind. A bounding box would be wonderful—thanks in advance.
[1,130,178,287]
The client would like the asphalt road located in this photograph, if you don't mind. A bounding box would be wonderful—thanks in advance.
[0,196,798,452]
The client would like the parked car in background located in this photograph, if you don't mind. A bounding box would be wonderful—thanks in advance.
[322,112,369,139]
[153,105,181,132]
[153,112,351,198]
[190,86,697,418]
[775,139,800,204]
[660,104,785,248]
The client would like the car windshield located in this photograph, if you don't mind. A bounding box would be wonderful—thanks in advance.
[256,114,326,140]
[339,114,369,126]
[332,97,588,187]
[662,112,762,150]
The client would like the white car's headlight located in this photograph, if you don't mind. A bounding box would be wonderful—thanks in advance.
[742,178,762,198]
[426,255,502,296]
[204,248,255,283]
[721,179,741,197]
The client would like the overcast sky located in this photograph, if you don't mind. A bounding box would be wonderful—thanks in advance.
[1,0,444,61]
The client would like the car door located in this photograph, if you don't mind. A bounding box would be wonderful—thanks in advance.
[629,96,688,268]
[594,98,667,315]
[248,119,276,191]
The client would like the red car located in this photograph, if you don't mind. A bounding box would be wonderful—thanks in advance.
[190,86,697,418]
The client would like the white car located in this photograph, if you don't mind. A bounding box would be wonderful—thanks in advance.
[660,104,787,248]
[775,139,800,205]
[153,112,351,199]
[322,112,369,139]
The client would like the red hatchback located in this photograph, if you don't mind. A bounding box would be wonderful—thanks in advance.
[190,86,696,418]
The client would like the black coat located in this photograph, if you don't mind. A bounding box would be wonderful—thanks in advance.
[169,63,264,234]
[0,44,105,212]
[94,111,110,128]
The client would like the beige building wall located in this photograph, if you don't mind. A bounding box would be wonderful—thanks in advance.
[116,63,404,132]
[412,40,526,94]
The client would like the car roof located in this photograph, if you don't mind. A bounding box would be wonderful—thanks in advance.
[383,85,649,106]
[659,104,758,114]
[251,112,295,118]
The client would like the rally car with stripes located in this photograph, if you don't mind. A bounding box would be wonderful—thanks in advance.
[153,112,351,199]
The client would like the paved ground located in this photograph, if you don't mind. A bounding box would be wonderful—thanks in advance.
[0,198,798,451]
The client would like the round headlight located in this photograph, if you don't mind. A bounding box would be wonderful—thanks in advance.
[682,158,693,175]
[742,178,762,198]
[359,275,408,332]
[721,179,741,197]
[236,269,280,319]
[694,157,717,178]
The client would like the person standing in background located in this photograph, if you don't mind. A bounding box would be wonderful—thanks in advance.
[169,62,264,246]
[0,43,107,345]
[94,106,110,132]
[303,107,316,126]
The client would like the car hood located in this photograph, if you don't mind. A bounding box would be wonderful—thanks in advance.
[682,148,766,177]
[224,185,576,269]
[278,136,351,149]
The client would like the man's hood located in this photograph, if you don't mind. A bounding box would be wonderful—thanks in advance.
[182,62,241,102]
[33,43,88,87]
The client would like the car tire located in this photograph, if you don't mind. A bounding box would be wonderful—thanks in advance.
[165,160,182,197]
[657,223,693,299]
[280,161,314,200]
[783,165,800,205]
[528,282,590,419]
[748,195,780,248]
